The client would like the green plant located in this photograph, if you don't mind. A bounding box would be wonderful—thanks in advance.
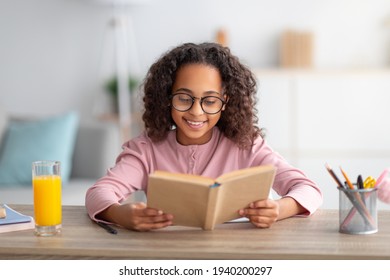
[104,76,140,114]
[104,76,139,99]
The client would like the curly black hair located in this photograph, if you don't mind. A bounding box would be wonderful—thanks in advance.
[142,42,262,149]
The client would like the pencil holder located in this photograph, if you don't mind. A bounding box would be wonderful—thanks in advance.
[338,187,378,234]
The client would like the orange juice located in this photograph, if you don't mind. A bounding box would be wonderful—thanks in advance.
[33,175,62,226]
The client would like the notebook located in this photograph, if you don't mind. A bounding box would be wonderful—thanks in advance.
[0,204,34,233]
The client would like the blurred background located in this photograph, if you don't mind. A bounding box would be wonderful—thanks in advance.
[1,0,390,209]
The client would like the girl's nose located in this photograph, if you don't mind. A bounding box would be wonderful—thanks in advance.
[188,99,204,115]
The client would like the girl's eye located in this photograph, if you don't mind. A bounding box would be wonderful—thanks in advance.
[203,100,216,106]
[203,97,220,106]
[178,96,192,103]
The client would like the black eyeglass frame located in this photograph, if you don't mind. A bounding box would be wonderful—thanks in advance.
[170,93,226,115]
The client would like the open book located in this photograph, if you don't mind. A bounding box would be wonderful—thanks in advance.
[147,165,276,230]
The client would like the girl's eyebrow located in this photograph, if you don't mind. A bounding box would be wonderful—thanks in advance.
[173,88,222,95]
[173,88,192,94]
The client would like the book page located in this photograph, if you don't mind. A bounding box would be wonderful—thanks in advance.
[213,166,276,226]
[147,175,212,228]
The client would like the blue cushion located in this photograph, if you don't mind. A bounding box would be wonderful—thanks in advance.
[0,112,79,185]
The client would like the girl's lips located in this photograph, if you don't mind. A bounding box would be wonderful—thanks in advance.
[185,119,206,129]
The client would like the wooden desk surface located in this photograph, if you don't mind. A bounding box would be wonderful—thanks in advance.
[1,205,390,260]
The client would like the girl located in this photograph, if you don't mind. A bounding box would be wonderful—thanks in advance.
[85,42,323,231]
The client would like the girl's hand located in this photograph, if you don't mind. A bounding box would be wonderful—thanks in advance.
[100,202,173,232]
[238,199,279,228]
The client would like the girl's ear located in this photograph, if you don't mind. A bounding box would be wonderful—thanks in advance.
[222,94,228,111]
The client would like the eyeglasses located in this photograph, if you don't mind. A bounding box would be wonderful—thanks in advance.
[170,93,226,114]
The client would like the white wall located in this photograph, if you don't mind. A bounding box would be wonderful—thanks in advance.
[256,69,390,210]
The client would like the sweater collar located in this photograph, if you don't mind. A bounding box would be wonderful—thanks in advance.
[169,127,221,153]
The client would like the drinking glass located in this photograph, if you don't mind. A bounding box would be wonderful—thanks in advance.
[32,161,62,236]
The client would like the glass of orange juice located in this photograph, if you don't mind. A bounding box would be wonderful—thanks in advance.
[32,161,62,236]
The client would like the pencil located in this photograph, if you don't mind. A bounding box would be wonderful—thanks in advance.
[96,221,118,235]
[324,163,344,188]
[340,166,355,189]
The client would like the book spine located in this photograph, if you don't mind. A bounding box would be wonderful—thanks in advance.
[203,184,221,230]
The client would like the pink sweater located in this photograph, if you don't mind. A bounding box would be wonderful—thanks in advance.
[85,127,323,220]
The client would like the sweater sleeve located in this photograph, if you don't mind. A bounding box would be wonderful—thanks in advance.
[249,137,323,216]
[85,134,152,221]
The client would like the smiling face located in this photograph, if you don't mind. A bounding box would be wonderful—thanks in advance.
[171,64,225,145]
